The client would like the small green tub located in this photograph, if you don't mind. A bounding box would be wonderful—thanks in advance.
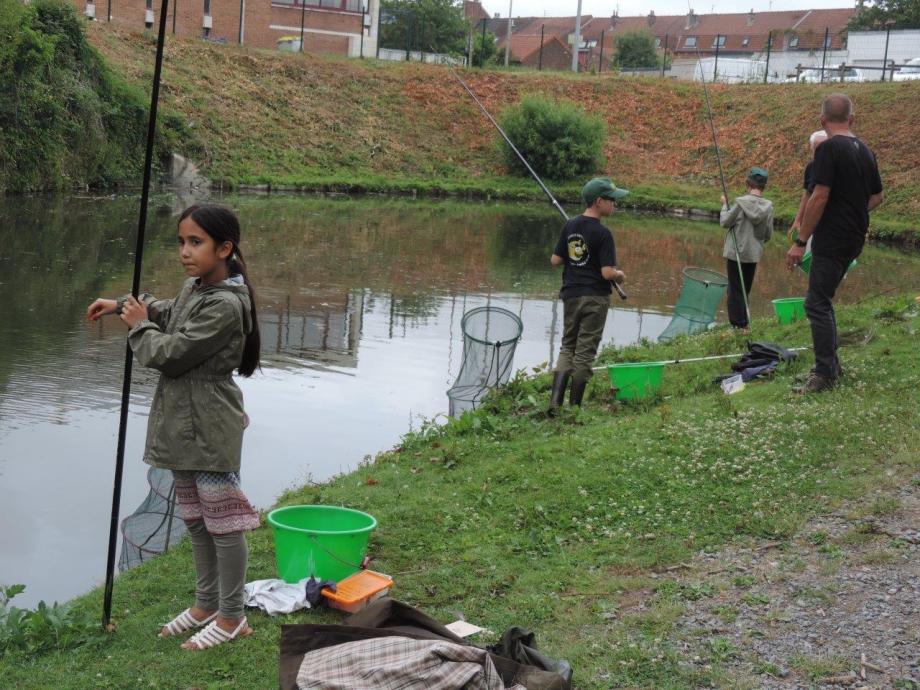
[772,297,806,324]
[798,251,857,277]
[268,505,377,583]
[607,362,666,401]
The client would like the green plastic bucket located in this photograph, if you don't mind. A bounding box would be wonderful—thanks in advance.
[607,362,666,401]
[799,251,857,277]
[772,297,806,324]
[267,505,377,583]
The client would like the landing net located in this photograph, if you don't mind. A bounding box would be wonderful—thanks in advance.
[657,267,729,342]
[119,467,184,572]
[447,306,523,417]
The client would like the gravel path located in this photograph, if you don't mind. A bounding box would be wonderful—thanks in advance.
[659,476,920,689]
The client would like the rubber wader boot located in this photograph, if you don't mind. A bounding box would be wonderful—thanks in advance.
[548,371,570,413]
[569,378,588,406]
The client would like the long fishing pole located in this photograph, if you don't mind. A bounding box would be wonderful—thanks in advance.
[102,0,171,630]
[687,8,751,326]
[448,66,628,301]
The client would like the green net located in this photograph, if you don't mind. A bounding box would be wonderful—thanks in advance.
[657,267,729,342]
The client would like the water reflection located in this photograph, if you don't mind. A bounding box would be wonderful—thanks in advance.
[0,193,916,608]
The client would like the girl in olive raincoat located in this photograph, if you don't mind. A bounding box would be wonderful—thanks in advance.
[87,204,261,650]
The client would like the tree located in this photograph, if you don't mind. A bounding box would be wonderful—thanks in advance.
[471,30,497,67]
[379,0,467,56]
[613,30,659,70]
[498,96,605,181]
[848,0,920,30]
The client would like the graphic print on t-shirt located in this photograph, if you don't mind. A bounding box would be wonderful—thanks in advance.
[567,234,589,266]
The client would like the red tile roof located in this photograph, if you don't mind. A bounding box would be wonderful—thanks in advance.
[497,34,572,62]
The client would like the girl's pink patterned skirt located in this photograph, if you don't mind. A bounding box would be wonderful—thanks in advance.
[172,470,260,534]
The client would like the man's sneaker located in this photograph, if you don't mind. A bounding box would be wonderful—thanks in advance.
[794,371,837,395]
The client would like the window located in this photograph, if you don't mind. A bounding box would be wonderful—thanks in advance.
[655,37,661,48]
[789,35,799,48]
[685,36,697,47]
[823,35,832,48]
[741,36,750,46]
[712,35,726,47]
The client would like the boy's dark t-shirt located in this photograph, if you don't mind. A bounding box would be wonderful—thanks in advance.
[553,215,616,300]
[811,135,883,258]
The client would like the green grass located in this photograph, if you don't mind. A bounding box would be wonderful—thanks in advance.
[2,294,919,688]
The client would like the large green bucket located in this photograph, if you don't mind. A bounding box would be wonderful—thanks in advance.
[267,505,377,583]
[607,362,666,401]
[772,297,806,324]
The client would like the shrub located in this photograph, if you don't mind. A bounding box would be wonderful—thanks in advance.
[497,95,605,182]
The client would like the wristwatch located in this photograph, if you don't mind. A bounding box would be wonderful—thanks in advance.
[794,238,807,247]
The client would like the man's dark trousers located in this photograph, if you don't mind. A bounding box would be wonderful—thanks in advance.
[804,253,854,379]
[726,259,757,328]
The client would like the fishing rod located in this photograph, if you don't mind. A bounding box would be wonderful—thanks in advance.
[448,66,628,301]
[686,6,751,326]
[102,0,171,630]
[591,346,810,370]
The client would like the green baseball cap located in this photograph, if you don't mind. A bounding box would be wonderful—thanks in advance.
[582,177,629,206]
[748,166,769,182]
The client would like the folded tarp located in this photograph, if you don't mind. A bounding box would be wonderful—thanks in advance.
[279,598,572,690]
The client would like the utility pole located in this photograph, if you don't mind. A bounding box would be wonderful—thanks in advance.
[504,0,512,67]
[571,0,583,72]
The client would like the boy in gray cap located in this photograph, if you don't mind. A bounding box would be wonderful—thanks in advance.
[549,177,627,411]
[720,167,774,330]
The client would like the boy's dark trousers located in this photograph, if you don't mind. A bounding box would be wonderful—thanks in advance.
[726,259,757,328]
[804,253,854,379]
[555,295,610,384]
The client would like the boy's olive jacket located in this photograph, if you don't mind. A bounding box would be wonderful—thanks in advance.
[122,277,252,473]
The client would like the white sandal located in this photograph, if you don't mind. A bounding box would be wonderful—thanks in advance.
[184,617,251,650]
[158,608,218,638]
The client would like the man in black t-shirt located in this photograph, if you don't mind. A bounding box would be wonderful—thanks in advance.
[786,94,884,393]
[548,177,627,410]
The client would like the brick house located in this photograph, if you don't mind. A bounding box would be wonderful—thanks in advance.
[495,34,572,70]
[581,7,855,66]
[75,0,379,56]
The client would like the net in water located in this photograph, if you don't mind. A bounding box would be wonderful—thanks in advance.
[447,306,523,417]
[119,467,184,572]
[657,267,729,342]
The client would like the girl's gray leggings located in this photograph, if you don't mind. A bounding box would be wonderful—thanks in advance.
[185,519,248,619]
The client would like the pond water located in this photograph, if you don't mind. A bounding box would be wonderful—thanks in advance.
[0,193,916,608]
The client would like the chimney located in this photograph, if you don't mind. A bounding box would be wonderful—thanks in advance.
[685,9,698,30]
[647,10,656,26]
[494,12,499,18]
[747,9,755,26]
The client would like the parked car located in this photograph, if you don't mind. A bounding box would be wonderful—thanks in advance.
[789,66,868,83]
[893,57,920,81]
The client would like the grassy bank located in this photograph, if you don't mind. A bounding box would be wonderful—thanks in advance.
[82,24,920,247]
[3,293,919,688]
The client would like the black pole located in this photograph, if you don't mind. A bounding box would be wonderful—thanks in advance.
[661,33,668,77]
[448,67,628,300]
[713,33,720,82]
[881,24,891,81]
[481,19,487,67]
[238,0,244,44]
[599,30,604,73]
[820,26,829,83]
[172,0,177,34]
[102,0,170,629]
[538,24,544,70]
[405,14,410,61]
[107,0,112,22]
[300,0,306,52]
[360,5,366,58]
[376,2,382,58]
[763,30,772,83]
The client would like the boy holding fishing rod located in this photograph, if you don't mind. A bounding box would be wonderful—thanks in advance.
[719,167,774,331]
[549,178,628,411]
